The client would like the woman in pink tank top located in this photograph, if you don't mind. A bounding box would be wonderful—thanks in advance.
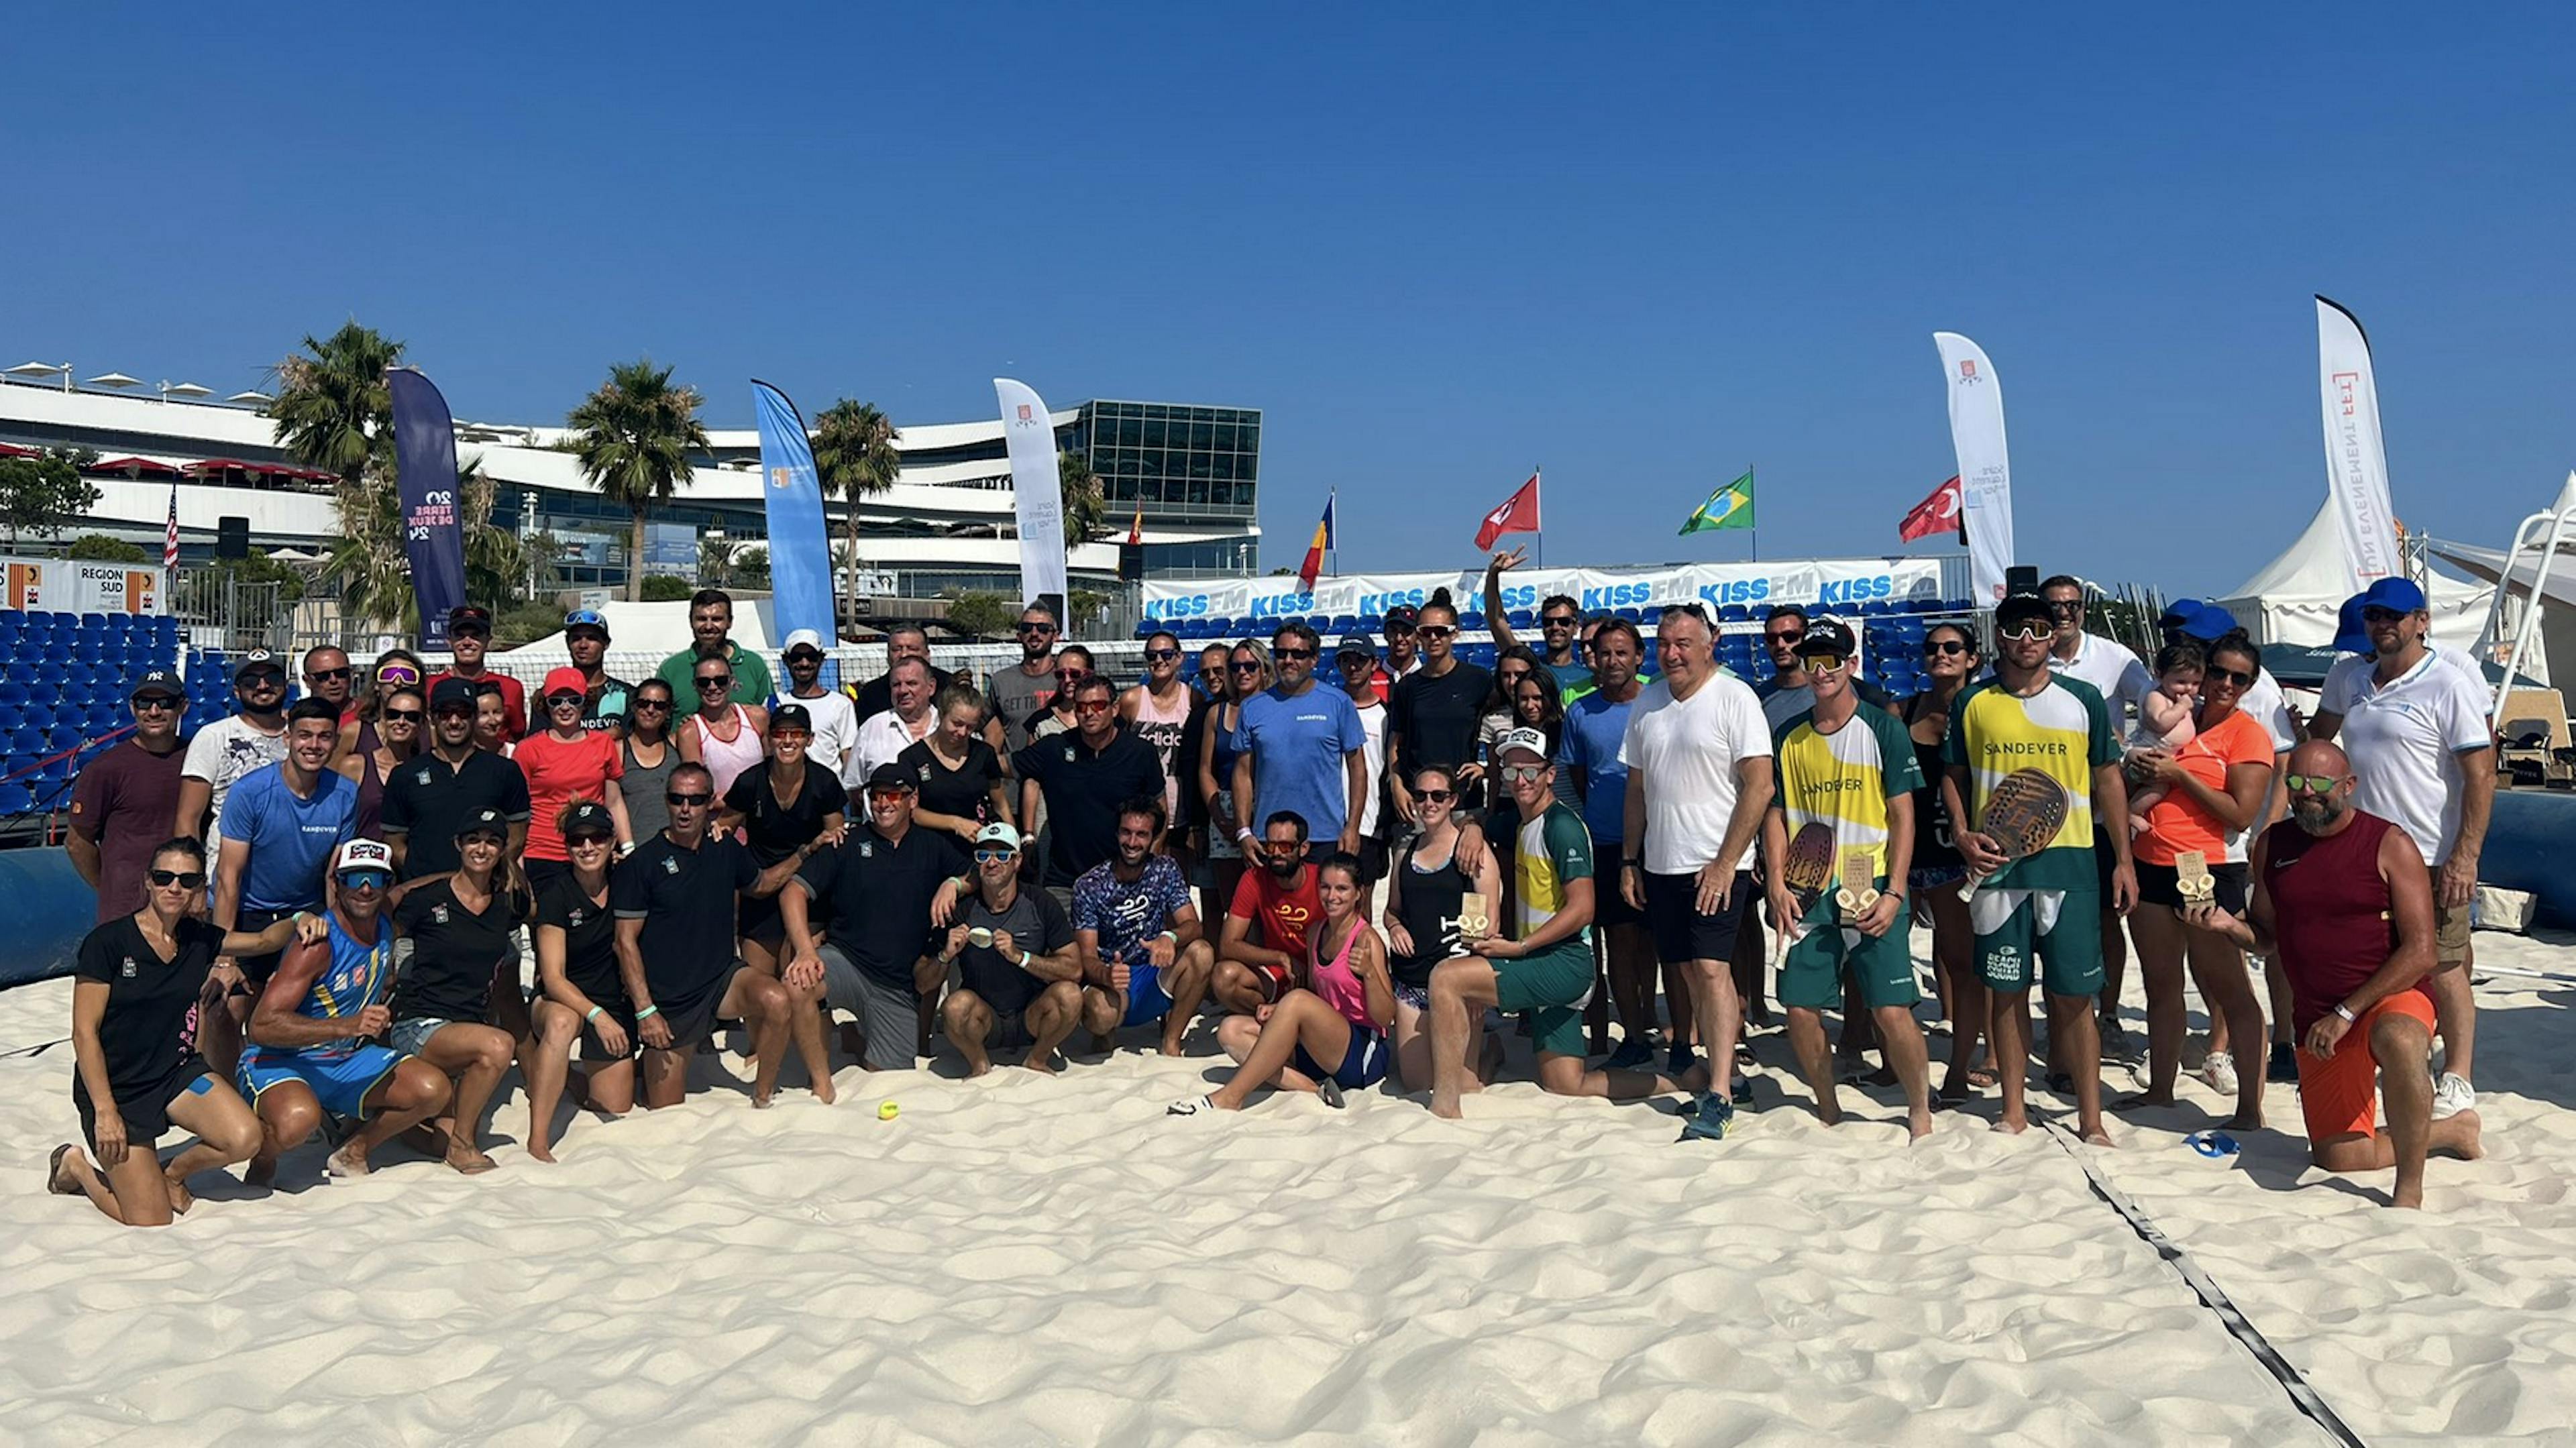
[1170,855,1394,1114]
[677,656,768,802]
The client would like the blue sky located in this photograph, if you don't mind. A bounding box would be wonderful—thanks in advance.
[9,5,2573,594]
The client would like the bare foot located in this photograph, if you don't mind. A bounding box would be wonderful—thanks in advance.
[751,1091,775,1109]
[1158,1034,1187,1058]
[1023,1052,1059,1075]
[2443,1109,2485,1160]
[1992,1117,2029,1135]
[2220,1112,2263,1131]
[527,1141,558,1165]
[165,1175,196,1215]
[811,1074,837,1106]
[2114,1091,2176,1110]
[326,1144,372,1178]
[961,1058,992,1079]
[2081,1125,2116,1147]
[1430,1092,1462,1120]
[445,1146,498,1175]
[1815,1101,1843,1128]
[1908,1112,1934,1142]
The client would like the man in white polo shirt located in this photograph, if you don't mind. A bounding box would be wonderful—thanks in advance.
[2039,575,2153,1046]
[2322,577,2495,1120]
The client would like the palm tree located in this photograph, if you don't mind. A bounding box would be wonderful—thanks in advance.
[812,399,900,625]
[266,321,403,492]
[1057,448,1108,547]
[568,359,711,601]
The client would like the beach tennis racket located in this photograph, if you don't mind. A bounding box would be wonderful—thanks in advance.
[1772,822,1837,964]
[1956,768,2072,900]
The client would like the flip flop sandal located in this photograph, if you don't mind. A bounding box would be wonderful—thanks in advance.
[2184,1130,2241,1158]
[1165,1095,1217,1117]
[47,1143,80,1195]
[1318,1080,1345,1109]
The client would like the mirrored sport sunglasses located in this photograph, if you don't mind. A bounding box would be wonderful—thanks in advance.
[337,870,390,892]
[2284,772,2347,794]
[146,869,206,889]
[566,831,616,848]
[376,665,422,686]
[1411,626,1454,641]
[1996,621,2049,642]
[973,846,1016,863]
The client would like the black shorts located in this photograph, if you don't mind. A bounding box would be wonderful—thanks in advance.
[651,963,745,1056]
[737,889,788,948]
[537,983,641,1062]
[1644,869,1753,966]
[75,1052,215,1154]
[1350,838,1389,885]
[2093,825,2118,897]
[232,905,301,987]
[1597,856,1643,928]
[2135,860,2249,914]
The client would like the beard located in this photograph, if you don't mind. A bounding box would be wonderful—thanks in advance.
[2292,796,2345,834]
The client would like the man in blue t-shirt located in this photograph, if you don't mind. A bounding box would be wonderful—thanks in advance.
[1230,620,1367,862]
[207,698,359,1077]
[1554,618,1679,1074]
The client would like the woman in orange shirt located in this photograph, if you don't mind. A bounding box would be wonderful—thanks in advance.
[2119,633,2275,1129]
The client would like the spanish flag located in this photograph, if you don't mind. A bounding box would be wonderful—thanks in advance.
[1296,490,1335,592]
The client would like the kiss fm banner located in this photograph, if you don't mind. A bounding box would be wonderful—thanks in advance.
[1144,557,1946,624]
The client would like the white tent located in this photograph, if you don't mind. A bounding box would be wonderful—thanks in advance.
[2214,496,2496,657]
[499,597,788,663]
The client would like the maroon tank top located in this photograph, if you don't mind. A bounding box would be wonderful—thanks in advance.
[2260,810,2428,1032]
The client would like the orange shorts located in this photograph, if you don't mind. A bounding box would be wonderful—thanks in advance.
[2294,991,2436,1143]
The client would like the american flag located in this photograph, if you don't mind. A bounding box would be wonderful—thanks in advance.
[162,481,179,569]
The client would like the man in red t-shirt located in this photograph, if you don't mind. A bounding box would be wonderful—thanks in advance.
[425,605,527,740]
[1212,810,1322,1013]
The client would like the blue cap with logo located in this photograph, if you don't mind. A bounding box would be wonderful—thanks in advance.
[2359,577,2428,615]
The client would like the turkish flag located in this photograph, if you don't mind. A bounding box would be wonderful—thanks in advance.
[1898,475,1964,543]
[1474,473,1542,551]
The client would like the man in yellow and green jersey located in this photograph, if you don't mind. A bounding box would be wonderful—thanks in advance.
[1764,618,1932,1139]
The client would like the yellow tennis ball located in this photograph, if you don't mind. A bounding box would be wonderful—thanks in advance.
[878,1100,900,1121]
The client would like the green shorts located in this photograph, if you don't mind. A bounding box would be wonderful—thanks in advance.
[1778,885,1918,1011]
[1494,940,1595,1058]
[1970,887,2103,998]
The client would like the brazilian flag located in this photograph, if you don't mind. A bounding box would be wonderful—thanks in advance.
[1680,471,1755,534]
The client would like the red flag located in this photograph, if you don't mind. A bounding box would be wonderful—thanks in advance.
[1898,476,1964,543]
[1474,472,1541,551]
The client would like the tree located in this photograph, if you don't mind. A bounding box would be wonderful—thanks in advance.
[642,574,696,602]
[267,321,403,490]
[1057,448,1108,547]
[66,533,150,563]
[698,535,739,588]
[0,450,101,548]
[944,590,1020,638]
[733,544,771,591]
[327,455,539,632]
[812,399,900,624]
[568,359,710,602]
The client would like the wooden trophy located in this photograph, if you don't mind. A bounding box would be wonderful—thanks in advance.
[1833,846,1881,925]
[2174,850,2215,905]
[1456,892,1493,942]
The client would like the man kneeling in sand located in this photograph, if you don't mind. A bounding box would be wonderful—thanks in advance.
[1427,731,1678,1117]
[1073,796,1215,1056]
[237,840,453,1183]
[2192,741,2482,1209]
[938,824,1085,1075]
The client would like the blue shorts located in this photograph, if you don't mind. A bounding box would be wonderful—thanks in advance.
[1120,964,1175,1028]
[237,1044,409,1120]
[1293,1023,1391,1090]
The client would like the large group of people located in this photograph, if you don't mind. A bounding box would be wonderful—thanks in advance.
[44,572,2499,1226]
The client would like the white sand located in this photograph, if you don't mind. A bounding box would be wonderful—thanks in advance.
[5,930,2574,1445]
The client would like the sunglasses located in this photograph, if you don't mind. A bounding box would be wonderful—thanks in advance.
[2205,666,2256,688]
[382,708,425,723]
[1921,639,1970,657]
[1055,669,1091,683]
[1229,661,1263,673]
[695,675,731,691]
[450,625,490,640]
[1016,622,1058,635]
[337,871,389,891]
[1766,628,1805,646]
[634,698,672,711]
[1144,647,1180,662]
[1798,655,1849,673]
[2361,607,2408,624]
[1274,647,1318,660]
[2284,772,2347,794]
[785,651,824,665]
[1417,788,1454,803]
[973,847,1016,863]
[240,671,286,687]
[1541,614,1579,629]
[1500,765,1548,784]
[867,787,910,801]
[1385,622,1417,636]
[146,869,207,889]
[133,697,180,713]
[1075,699,1114,715]
[566,832,614,848]
[2045,599,2083,616]
[433,706,475,721]
[1414,626,1455,641]
[547,693,584,708]
[771,728,811,742]
[307,667,352,683]
[376,667,421,686]
[667,791,713,807]
[1996,622,2049,642]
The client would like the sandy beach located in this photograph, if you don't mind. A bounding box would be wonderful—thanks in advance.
[5,930,2572,1446]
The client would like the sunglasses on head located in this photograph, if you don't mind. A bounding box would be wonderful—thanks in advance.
[2284,772,2346,794]
[337,870,389,891]
[1922,638,1970,657]
[146,869,206,889]
[307,667,352,683]
[667,791,713,807]
[695,675,731,691]
[1144,647,1179,662]
[382,707,425,723]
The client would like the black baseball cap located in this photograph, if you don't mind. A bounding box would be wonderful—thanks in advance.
[1799,618,1858,659]
[129,668,184,700]
[1995,592,2053,631]
[233,649,285,683]
[866,762,916,792]
[429,677,478,714]
[770,702,812,732]
[1383,604,1420,630]
[561,800,614,840]
[1335,631,1377,660]
[455,805,508,840]
[448,604,493,630]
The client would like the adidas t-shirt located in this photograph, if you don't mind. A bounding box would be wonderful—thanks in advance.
[1772,701,1925,888]
[1940,675,2116,891]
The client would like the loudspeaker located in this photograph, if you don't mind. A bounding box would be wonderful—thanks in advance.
[215,516,250,560]
[2004,565,2039,595]
[1118,543,1145,583]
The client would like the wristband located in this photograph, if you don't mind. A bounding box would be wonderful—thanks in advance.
[585,1005,604,1023]
[1018,949,1034,970]
[1157,930,1179,944]
[634,1004,661,1021]
[2332,1002,2358,1024]
[1236,826,1254,842]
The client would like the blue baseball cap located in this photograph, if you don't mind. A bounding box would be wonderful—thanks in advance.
[2178,602,2239,643]
[2332,594,2371,655]
[2157,599,2205,632]
[2359,577,2428,615]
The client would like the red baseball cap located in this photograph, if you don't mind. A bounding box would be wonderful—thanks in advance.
[542,667,588,701]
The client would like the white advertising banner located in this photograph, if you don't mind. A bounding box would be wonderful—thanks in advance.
[1933,331,2015,605]
[1143,556,1945,627]
[994,378,1067,612]
[3,555,168,615]
[2315,296,2402,588]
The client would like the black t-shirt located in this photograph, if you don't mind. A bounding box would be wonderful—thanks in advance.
[955,886,1075,1019]
[74,914,223,1104]
[1390,663,1493,774]
[611,832,757,1014]
[898,736,1004,827]
[581,673,637,734]
[1176,695,1216,830]
[1012,728,1169,887]
[380,750,533,879]
[794,823,965,989]
[724,764,849,867]
[534,871,623,1003]
[849,665,956,724]
[392,877,524,1023]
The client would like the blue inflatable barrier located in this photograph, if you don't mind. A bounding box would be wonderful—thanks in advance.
[2481,791,2576,931]
[0,848,97,989]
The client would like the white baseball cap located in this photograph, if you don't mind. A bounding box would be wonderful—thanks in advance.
[782,628,825,653]
[1495,727,1552,763]
[973,821,1023,853]
[333,838,394,875]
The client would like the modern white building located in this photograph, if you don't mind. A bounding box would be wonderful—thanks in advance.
[0,372,1264,596]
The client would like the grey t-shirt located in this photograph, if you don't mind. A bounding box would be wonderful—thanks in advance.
[988,665,1057,755]
[957,887,1075,1020]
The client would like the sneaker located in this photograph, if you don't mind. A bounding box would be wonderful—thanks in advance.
[1732,1073,1754,1105]
[1165,1095,1217,1117]
[1667,1043,1701,1080]
[2266,1041,2299,1083]
[1604,1035,1657,1072]
[1679,1095,1735,1141]
[2198,1050,2239,1097]
[2432,1073,2475,1121]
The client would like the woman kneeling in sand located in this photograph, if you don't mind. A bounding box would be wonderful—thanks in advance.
[1170,854,1394,1113]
